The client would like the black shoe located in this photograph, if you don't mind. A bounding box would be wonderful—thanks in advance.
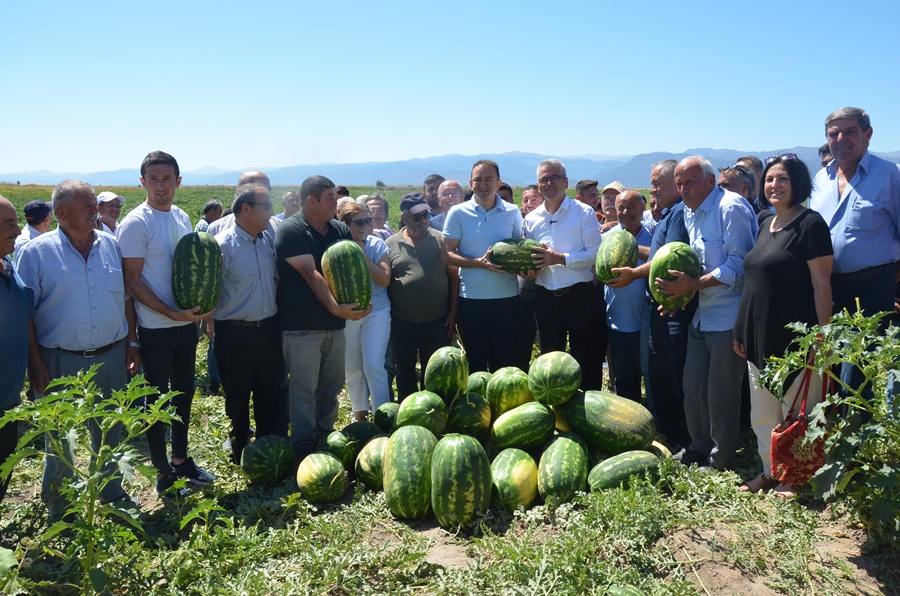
[171,457,216,485]
[675,449,708,467]
[209,381,221,395]
[155,473,188,500]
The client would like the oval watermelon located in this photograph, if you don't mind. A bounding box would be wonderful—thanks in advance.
[424,346,469,405]
[446,392,492,442]
[564,390,656,454]
[431,434,492,528]
[528,351,582,406]
[490,448,538,512]
[383,425,438,519]
[538,433,589,503]
[467,371,493,398]
[316,430,360,471]
[322,239,371,310]
[588,450,659,491]
[341,420,382,447]
[596,228,638,283]
[296,452,348,503]
[354,435,389,491]
[486,367,533,421]
[374,402,400,433]
[490,402,555,451]
[172,231,223,314]
[649,241,702,310]
[489,238,543,274]
[394,391,448,436]
[239,435,294,484]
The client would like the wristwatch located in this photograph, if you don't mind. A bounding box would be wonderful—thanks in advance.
[127,341,141,349]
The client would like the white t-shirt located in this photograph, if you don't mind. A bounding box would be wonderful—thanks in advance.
[117,202,192,329]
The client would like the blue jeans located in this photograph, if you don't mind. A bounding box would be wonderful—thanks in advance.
[282,329,345,454]
[608,329,641,401]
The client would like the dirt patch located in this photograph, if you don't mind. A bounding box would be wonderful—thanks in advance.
[420,526,472,569]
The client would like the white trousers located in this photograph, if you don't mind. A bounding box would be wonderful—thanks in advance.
[747,362,823,477]
[344,306,391,414]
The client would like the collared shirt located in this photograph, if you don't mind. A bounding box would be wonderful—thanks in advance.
[208,212,280,237]
[809,151,900,275]
[13,224,42,265]
[524,197,601,291]
[430,212,446,232]
[648,199,690,300]
[386,228,449,323]
[17,229,128,350]
[642,210,659,237]
[101,222,115,235]
[683,187,757,332]
[0,255,34,409]
[603,224,652,332]
[443,196,522,299]
[214,224,278,322]
[194,217,211,233]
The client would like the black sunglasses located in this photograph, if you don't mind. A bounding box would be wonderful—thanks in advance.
[409,211,431,223]
[351,217,372,227]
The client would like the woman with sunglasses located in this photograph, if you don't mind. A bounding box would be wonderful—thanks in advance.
[733,154,833,498]
[338,202,392,421]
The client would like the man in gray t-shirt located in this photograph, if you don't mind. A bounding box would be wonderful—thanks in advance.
[385,196,459,399]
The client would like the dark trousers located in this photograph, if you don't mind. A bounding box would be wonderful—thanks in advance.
[0,409,15,502]
[390,316,449,400]
[514,298,538,372]
[458,296,520,374]
[535,282,607,390]
[139,323,199,474]
[214,320,282,463]
[647,298,696,446]
[608,329,641,401]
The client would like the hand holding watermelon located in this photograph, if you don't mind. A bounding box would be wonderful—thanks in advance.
[332,301,373,321]
[606,266,641,289]
[530,243,565,268]
[478,248,505,273]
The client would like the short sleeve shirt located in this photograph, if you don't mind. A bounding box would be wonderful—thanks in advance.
[385,228,449,323]
[363,235,391,312]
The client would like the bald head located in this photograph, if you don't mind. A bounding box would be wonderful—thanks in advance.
[675,157,717,209]
[238,171,271,192]
[438,180,464,210]
[615,190,645,235]
[0,196,20,259]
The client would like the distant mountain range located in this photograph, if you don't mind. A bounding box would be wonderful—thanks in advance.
[3,149,899,188]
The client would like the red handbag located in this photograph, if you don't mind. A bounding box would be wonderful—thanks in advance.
[770,368,829,484]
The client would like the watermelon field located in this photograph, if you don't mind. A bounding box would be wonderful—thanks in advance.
[1,183,898,595]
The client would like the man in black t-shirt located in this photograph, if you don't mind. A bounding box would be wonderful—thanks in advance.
[274,176,372,459]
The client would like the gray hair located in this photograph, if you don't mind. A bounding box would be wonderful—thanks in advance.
[52,179,94,210]
[281,190,300,203]
[537,159,567,178]
[336,196,355,211]
[825,107,870,131]
[652,159,678,178]
[232,184,269,214]
[361,193,389,214]
[682,156,716,179]
[719,164,756,195]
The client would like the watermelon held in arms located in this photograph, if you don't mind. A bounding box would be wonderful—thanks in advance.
[296,452,348,504]
[239,435,294,485]
[424,346,469,404]
[321,239,371,310]
[528,351,582,406]
[649,241,702,310]
[595,228,638,283]
[430,434,492,528]
[489,238,543,274]
[172,231,223,314]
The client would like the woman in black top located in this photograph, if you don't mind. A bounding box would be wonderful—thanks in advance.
[733,154,833,498]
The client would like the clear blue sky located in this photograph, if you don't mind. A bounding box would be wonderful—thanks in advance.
[2,0,898,174]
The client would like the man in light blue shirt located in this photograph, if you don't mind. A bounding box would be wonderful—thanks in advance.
[657,157,757,471]
[18,180,142,520]
[442,160,522,372]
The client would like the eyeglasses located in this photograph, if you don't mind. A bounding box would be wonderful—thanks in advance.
[368,208,387,214]
[351,217,372,227]
[538,175,566,185]
[249,202,273,210]
[408,211,431,223]
[720,164,741,172]
[765,153,799,166]
[440,191,461,198]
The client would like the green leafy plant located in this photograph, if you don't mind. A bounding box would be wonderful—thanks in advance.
[0,366,179,594]
[762,308,900,552]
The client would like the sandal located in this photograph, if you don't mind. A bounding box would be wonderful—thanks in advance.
[774,482,796,499]
[739,473,780,493]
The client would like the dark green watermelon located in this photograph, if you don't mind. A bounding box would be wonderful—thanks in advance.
[486,366,533,421]
[431,434,492,528]
[446,392,492,442]
[467,371,493,398]
[383,425,438,519]
[649,241,702,310]
[394,391,448,436]
[341,420,382,447]
[588,450,659,490]
[424,346,469,404]
[564,390,656,454]
[528,351,582,406]
[316,431,360,471]
[596,228,638,283]
[172,231,223,314]
[490,402,554,450]
[489,238,543,274]
[354,435,389,491]
[538,433,589,502]
[322,239,371,310]
[239,435,294,484]
[374,402,400,433]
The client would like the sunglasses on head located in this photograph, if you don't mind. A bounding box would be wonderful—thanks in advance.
[765,153,800,166]
[351,217,372,227]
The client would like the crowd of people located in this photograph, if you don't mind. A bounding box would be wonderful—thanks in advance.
[1,106,899,515]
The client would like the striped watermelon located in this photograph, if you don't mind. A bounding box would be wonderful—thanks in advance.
[489,238,543,274]
[239,435,294,484]
[430,434,492,528]
[394,391,448,436]
[538,433,589,503]
[354,435,389,491]
[321,239,371,310]
[596,228,638,283]
[490,448,538,512]
[565,390,656,454]
[374,402,399,433]
[649,241,702,310]
[172,231,223,314]
[467,371,493,398]
[446,392,492,442]
[296,452,348,503]
[588,450,659,490]
[490,402,555,450]
[528,351,582,406]
[486,367,533,421]
[316,430,360,471]
[341,420,382,447]
[383,425,438,519]
[424,346,469,404]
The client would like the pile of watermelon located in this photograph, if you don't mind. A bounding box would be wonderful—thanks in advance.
[271,347,670,529]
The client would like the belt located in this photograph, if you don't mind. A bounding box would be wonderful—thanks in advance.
[540,281,591,297]
[56,339,122,358]
[831,262,899,286]
[218,317,275,328]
